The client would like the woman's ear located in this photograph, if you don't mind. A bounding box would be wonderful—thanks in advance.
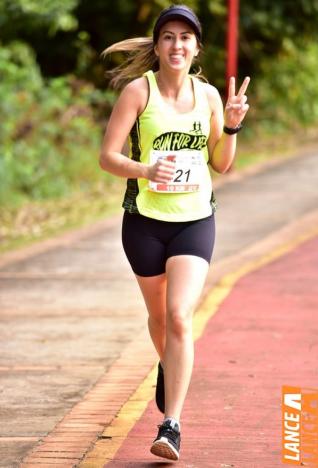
[154,44,159,57]
[195,40,201,57]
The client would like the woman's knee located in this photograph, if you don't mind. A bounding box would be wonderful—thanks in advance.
[167,305,193,339]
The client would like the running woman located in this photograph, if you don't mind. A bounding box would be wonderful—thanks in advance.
[100,4,250,461]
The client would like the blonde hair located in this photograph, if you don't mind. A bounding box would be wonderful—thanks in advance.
[102,37,158,90]
[102,36,206,90]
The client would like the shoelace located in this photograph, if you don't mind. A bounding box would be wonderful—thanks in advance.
[157,424,179,443]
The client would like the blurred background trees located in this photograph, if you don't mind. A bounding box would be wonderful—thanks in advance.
[1,0,318,247]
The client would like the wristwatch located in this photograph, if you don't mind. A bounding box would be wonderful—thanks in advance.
[223,123,243,135]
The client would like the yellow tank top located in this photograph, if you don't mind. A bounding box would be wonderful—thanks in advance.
[122,70,216,222]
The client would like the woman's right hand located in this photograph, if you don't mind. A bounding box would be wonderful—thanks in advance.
[146,157,176,183]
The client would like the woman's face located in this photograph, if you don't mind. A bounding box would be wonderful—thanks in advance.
[154,20,199,72]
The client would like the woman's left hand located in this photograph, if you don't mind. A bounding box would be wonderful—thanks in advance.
[224,76,250,128]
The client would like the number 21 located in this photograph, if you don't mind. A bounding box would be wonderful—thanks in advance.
[173,169,191,183]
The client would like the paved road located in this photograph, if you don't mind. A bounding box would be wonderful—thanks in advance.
[0,148,318,467]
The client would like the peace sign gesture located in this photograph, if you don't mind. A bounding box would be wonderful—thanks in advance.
[224,76,250,129]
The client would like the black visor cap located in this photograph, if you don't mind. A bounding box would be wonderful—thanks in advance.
[153,7,202,43]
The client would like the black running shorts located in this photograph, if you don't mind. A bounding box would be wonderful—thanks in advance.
[121,211,215,277]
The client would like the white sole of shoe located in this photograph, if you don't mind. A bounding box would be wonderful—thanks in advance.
[150,438,179,461]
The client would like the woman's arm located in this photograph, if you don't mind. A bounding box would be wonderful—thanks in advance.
[205,77,250,174]
[99,78,148,178]
[100,78,175,183]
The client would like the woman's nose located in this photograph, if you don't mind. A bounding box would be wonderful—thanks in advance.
[173,38,182,49]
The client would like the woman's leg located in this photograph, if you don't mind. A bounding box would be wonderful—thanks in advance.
[135,273,167,361]
[164,254,209,421]
[122,211,168,359]
[122,211,214,422]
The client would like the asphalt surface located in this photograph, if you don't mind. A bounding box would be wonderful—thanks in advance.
[0,147,318,467]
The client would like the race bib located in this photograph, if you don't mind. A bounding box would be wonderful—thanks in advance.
[148,150,205,193]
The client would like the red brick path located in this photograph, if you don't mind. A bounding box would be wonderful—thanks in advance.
[106,235,318,467]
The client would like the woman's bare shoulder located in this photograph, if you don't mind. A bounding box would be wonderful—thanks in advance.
[124,76,148,92]
[121,77,149,115]
[200,82,223,113]
[201,82,221,99]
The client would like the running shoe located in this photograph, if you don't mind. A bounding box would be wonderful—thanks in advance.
[155,361,165,413]
[150,419,181,461]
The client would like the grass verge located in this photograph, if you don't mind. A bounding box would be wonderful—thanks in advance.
[0,180,125,254]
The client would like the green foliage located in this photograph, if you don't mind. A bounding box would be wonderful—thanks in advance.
[1,0,318,230]
[0,41,116,207]
[239,1,318,82]
[251,42,318,133]
[2,0,318,86]
[0,0,79,36]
